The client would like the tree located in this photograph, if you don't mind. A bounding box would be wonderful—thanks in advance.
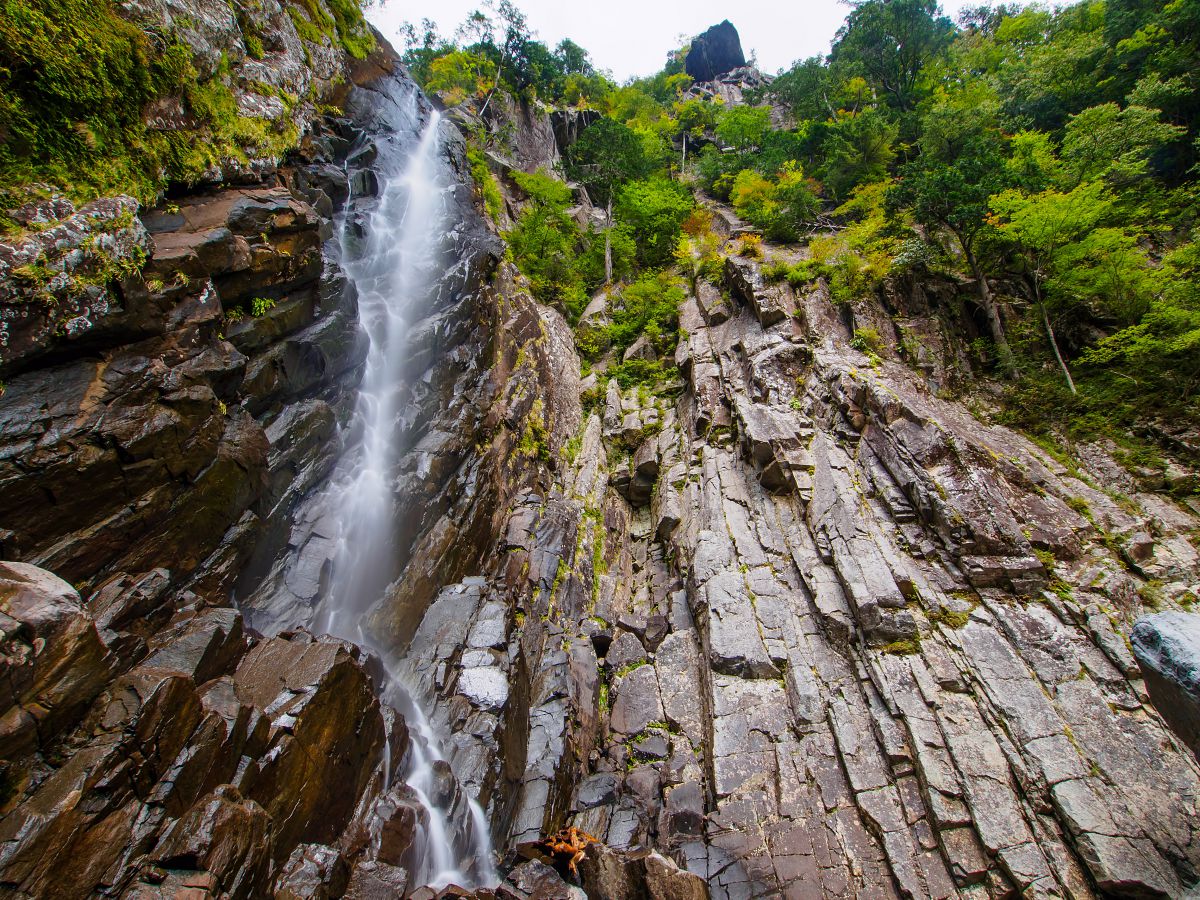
[715,106,771,153]
[1081,241,1200,403]
[989,181,1115,393]
[1061,102,1185,184]
[729,164,820,243]
[614,177,693,269]
[398,19,453,86]
[831,0,955,113]
[425,50,496,104]
[819,106,898,199]
[892,96,1017,374]
[565,118,646,282]
[768,56,837,121]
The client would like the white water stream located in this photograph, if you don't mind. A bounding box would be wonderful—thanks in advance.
[313,88,498,891]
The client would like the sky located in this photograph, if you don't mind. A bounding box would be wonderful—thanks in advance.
[368,1,1035,83]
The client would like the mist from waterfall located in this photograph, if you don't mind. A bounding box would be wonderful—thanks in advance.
[314,86,498,892]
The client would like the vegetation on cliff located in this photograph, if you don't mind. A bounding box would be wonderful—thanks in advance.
[0,0,374,232]
[405,0,1200,462]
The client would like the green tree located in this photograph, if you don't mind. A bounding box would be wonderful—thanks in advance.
[715,106,771,153]
[989,181,1115,392]
[831,0,954,113]
[614,177,693,269]
[1082,241,1200,402]
[819,107,898,199]
[398,19,453,86]
[1061,102,1185,184]
[566,118,646,282]
[892,99,1017,374]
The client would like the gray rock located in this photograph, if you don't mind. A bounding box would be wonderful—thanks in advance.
[1132,611,1200,759]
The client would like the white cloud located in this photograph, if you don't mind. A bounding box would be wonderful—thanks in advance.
[368,1,1033,82]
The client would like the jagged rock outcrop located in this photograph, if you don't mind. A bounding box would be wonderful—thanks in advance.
[0,560,389,898]
[684,22,746,83]
[396,174,1200,897]
[0,30,453,900]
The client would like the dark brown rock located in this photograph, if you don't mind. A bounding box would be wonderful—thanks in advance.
[0,561,116,758]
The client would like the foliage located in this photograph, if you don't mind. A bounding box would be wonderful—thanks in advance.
[598,271,685,359]
[565,118,646,209]
[426,50,497,104]
[715,106,771,153]
[466,146,504,222]
[407,0,1200,440]
[729,164,820,242]
[831,0,954,113]
[614,177,693,269]
[506,169,595,319]
[399,3,608,107]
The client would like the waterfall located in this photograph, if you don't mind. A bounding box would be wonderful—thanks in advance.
[312,85,498,891]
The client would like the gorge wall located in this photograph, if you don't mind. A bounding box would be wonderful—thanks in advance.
[1,4,1199,900]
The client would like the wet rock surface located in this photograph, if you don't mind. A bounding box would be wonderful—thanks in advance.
[399,177,1200,897]
[0,561,388,898]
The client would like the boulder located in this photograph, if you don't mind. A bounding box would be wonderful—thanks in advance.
[274,843,351,899]
[578,844,709,900]
[0,562,115,758]
[623,335,657,363]
[153,785,274,900]
[684,21,746,83]
[1132,612,1200,759]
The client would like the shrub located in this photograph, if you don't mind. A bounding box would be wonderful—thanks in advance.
[601,271,685,358]
[426,50,496,104]
[737,234,764,259]
[850,326,884,354]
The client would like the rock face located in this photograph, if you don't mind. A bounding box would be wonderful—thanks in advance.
[391,189,1200,899]
[0,560,387,898]
[684,22,746,83]
[0,34,461,900]
[1133,612,1200,759]
[4,10,1200,900]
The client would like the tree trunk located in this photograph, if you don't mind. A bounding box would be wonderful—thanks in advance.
[1038,289,1077,394]
[604,198,613,284]
[681,133,687,172]
[964,245,1017,378]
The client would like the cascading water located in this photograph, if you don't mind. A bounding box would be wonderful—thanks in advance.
[310,85,498,891]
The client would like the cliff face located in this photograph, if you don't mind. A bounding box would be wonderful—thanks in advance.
[2,6,1200,900]
[397,184,1200,899]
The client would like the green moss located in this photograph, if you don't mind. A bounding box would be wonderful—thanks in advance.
[0,0,195,221]
[928,606,972,629]
[1138,580,1165,610]
[466,146,503,222]
[879,638,922,656]
[1065,496,1091,515]
[612,659,647,678]
[517,398,551,462]
[0,0,369,230]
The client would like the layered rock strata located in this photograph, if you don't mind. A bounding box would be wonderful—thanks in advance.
[395,186,1200,897]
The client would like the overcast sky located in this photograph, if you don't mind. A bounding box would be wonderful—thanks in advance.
[369,1,1036,82]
